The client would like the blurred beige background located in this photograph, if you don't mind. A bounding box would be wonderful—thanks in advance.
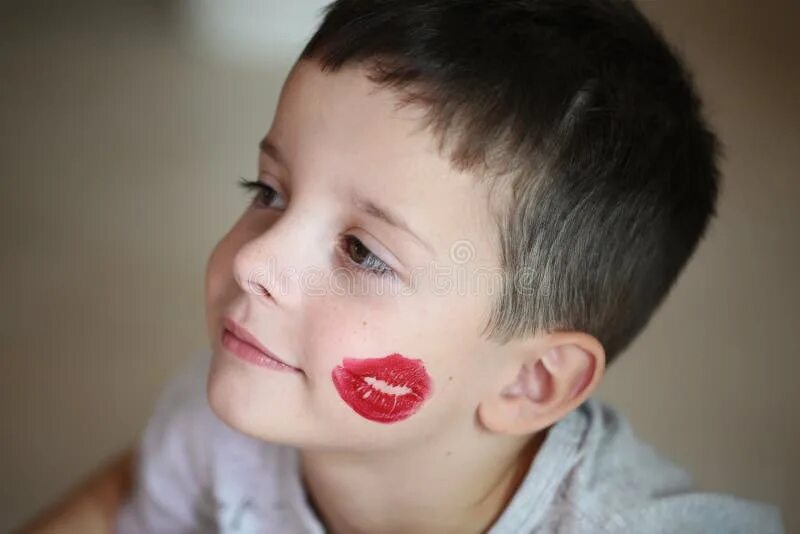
[1,0,797,531]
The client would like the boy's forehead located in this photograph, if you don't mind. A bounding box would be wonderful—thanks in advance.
[267,60,500,259]
[273,60,436,173]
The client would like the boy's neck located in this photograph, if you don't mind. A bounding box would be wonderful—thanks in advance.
[299,428,547,534]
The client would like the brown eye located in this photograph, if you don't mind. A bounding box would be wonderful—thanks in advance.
[341,235,392,275]
[347,236,370,263]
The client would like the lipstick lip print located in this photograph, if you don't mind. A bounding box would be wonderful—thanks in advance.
[332,353,433,424]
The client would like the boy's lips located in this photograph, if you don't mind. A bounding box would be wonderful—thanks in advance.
[332,353,432,423]
[221,317,301,372]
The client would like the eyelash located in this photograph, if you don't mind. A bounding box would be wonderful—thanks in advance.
[238,176,283,209]
[236,177,395,278]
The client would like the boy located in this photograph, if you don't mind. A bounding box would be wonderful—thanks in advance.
[32,0,785,532]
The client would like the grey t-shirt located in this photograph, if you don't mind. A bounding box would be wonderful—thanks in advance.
[117,348,784,533]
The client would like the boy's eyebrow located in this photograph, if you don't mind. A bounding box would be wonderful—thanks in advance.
[353,193,434,255]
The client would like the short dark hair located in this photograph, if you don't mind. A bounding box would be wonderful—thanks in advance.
[300,0,721,362]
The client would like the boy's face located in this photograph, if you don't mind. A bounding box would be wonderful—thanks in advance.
[205,60,510,451]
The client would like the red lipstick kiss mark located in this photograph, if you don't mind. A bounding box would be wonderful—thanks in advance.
[332,353,433,424]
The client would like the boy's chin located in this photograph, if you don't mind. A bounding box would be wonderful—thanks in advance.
[206,349,310,443]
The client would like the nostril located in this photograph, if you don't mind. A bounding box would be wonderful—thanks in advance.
[257,283,271,298]
[243,276,272,298]
[240,270,272,297]
[248,280,271,298]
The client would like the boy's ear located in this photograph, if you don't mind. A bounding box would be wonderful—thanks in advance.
[477,332,605,436]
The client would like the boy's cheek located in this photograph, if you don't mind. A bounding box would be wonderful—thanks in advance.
[205,227,244,304]
[204,241,234,339]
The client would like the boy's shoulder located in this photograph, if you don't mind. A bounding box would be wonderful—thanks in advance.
[491,397,784,533]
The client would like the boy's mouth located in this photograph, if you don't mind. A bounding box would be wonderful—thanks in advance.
[332,353,433,424]
[221,317,302,373]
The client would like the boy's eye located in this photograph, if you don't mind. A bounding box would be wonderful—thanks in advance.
[236,178,394,278]
[341,235,393,276]
[237,177,286,210]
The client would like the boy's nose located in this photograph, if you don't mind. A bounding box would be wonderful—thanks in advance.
[231,212,321,310]
[233,239,279,306]
[234,239,296,309]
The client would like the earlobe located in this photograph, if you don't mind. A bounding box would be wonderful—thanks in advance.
[478,333,605,436]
